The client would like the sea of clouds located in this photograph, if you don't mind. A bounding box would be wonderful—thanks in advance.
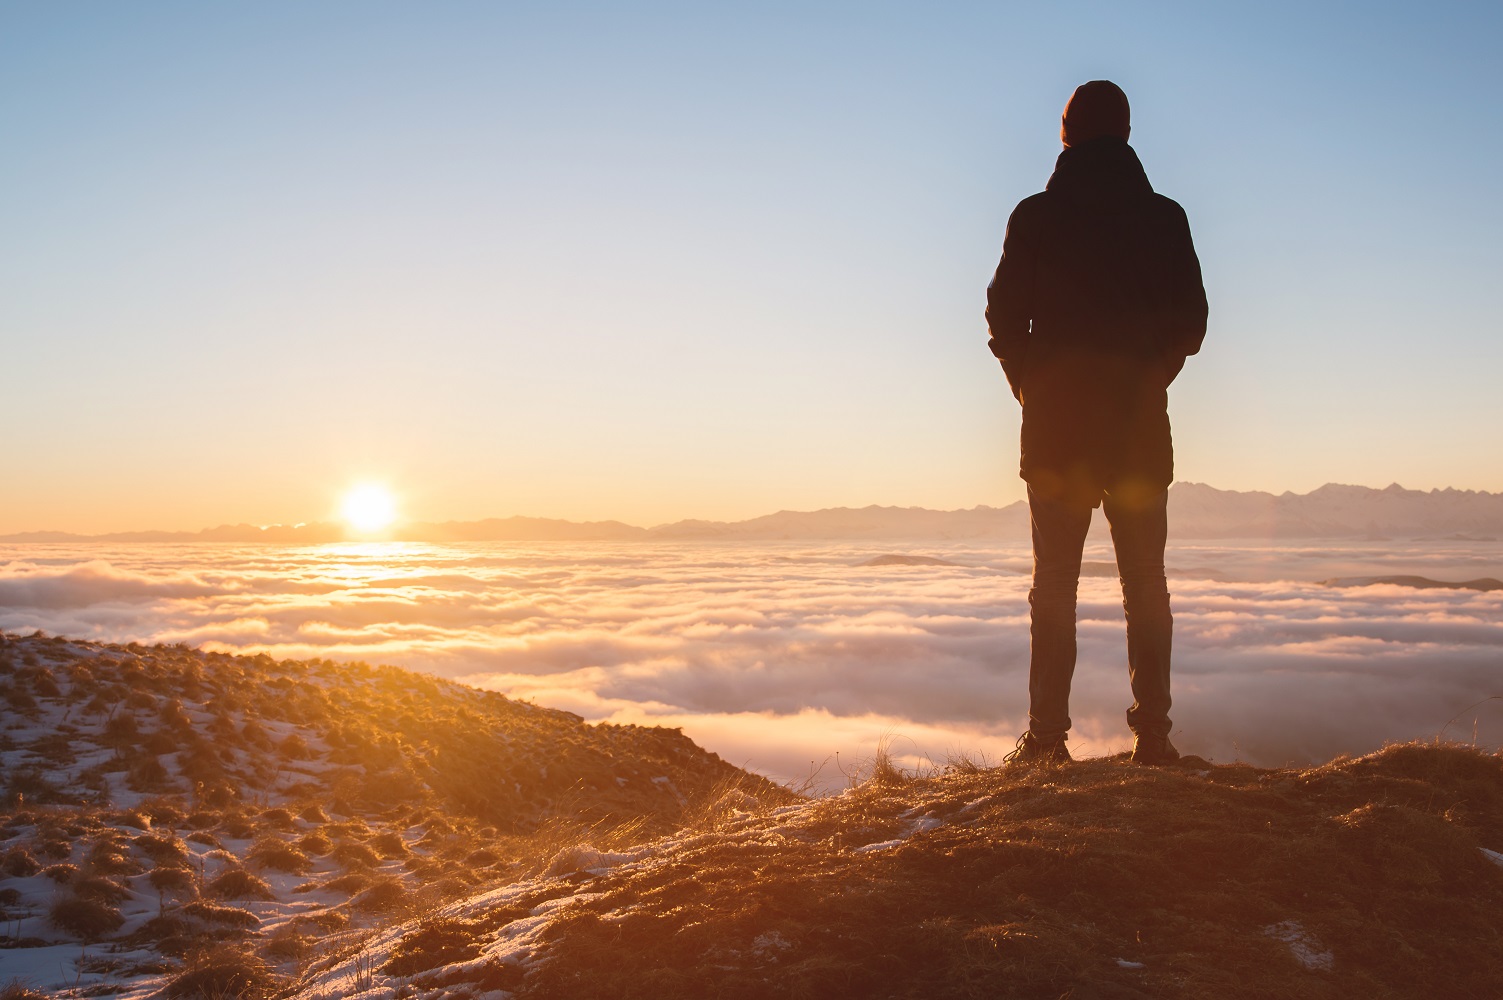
[2,539,1499,787]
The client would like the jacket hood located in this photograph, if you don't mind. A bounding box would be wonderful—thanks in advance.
[1045,137,1153,209]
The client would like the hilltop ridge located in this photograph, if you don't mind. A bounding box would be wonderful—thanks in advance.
[295,742,1503,1000]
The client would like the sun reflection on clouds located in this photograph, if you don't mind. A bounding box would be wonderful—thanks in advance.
[1,539,1500,787]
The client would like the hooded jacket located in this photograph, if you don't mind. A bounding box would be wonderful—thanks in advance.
[986,136,1207,505]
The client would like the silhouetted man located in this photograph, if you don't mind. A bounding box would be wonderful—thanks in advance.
[986,81,1207,765]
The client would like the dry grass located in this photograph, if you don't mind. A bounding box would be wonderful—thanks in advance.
[70,874,131,904]
[510,741,1503,1000]
[0,981,51,1000]
[164,944,283,999]
[0,627,845,994]
[368,830,409,858]
[257,807,297,831]
[329,840,381,870]
[350,876,411,915]
[135,832,190,866]
[291,909,349,933]
[206,867,275,901]
[48,895,125,940]
[148,866,196,895]
[247,837,311,874]
[41,862,78,883]
[85,838,143,875]
[264,925,315,962]
[181,900,260,929]
[0,848,39,877]
[381,917,486,977]
[40,633,1493,1000]
[680,769,799,832]
[294,830,332,856]
[321,871,373,895]
[297,802,329,824]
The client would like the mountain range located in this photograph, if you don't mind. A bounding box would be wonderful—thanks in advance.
[5,482,1503,544]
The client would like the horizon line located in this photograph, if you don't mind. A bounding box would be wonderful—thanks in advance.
[4,480,1502,542]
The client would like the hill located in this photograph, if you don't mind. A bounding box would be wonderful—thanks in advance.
[290,742,1503,1000]
[4,634,1501,998]
[0,632,784,998]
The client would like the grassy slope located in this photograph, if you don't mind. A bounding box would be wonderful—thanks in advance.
[5,630,1500,999]
[0,632,784,997]
[359,743,1502,1000]
[0,631,776,834]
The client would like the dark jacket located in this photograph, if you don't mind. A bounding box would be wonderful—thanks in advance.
[986,136,1207,504]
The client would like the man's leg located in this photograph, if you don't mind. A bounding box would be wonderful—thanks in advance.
[1026,485,1093,740]
[1102,487,1173,739]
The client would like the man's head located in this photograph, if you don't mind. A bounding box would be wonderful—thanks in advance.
[1061,81,1130,147]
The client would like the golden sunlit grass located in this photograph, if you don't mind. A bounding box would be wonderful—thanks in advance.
[509,742,1503,1000]
[340,484,397,533]
[8,631,1500,999]
[278,739,1503,1000]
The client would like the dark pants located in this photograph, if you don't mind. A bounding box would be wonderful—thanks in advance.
[1027,484,1173,740]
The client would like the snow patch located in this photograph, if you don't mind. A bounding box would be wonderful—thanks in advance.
[853,838,904,854]
[651,774,688,807]
[907,815,943,835]
[545,845,648,877]
[1264,920,1334,971]
[851,810,945,853]
[751,930,792,960]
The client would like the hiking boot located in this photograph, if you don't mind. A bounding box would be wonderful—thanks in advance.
[1004,731,1072,765]
[1130,732,1180,766]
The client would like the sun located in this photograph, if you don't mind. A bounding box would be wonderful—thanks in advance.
[341,484,397,533]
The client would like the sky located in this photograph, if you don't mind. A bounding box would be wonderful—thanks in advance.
[3,2,1502,533]
[3,539,1500,785]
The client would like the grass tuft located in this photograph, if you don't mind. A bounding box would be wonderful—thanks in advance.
[164,944,282,1000]
[49,895,125,940]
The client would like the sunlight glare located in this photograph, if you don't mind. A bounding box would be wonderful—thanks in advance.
[342,484,397,533]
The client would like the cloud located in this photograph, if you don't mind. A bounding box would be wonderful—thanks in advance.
[2,539,1500,783]
[0,560,224,608]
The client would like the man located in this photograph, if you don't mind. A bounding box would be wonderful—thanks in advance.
[986,81,1207,766]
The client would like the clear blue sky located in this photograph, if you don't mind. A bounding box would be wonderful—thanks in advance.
[3,2,1500,532]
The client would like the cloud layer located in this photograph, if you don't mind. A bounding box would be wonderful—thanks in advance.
[3,539,1500,786]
